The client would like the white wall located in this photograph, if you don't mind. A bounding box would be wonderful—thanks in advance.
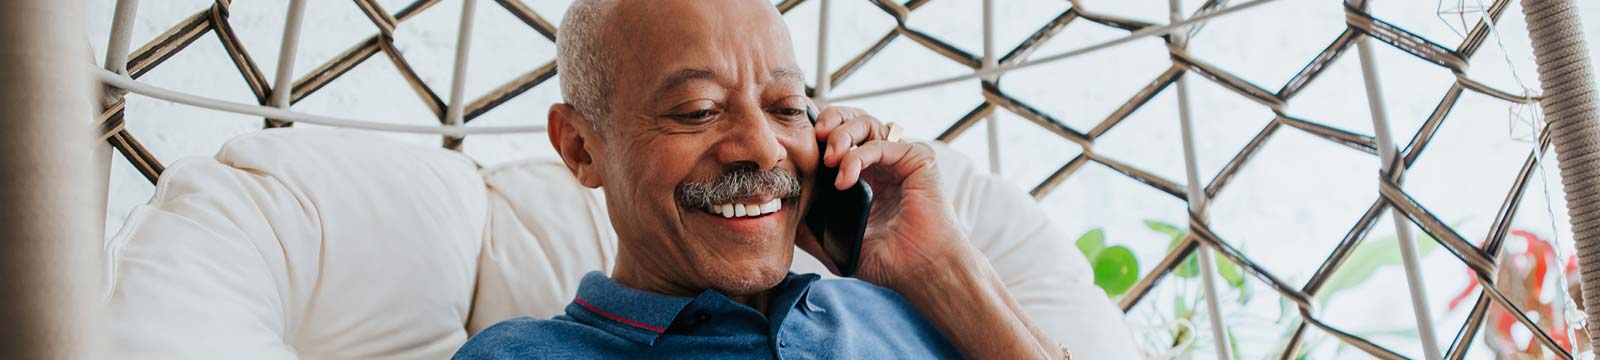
[87,0,1600,358]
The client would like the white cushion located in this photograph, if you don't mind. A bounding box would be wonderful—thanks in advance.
[104,129,1138,359]
[104,129,488,359]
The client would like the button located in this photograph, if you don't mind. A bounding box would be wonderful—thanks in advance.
[778,339,788,348]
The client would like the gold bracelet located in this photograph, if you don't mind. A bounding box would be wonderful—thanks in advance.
[1058,343,1071,360]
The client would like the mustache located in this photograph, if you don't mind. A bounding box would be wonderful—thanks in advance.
[675,163,803,209]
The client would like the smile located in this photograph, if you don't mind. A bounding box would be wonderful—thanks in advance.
[705,198,782,218]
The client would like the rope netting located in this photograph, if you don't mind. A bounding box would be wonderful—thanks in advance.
[93,0,1597,358]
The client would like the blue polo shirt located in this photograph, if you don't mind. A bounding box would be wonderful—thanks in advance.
[454,271,959,359]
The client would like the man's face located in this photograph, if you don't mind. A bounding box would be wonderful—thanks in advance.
[588,0,817,295]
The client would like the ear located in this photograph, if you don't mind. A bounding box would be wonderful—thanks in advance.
[548,103,606,188]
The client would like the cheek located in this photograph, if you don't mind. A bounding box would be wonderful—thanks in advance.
[630,138,711,199]
[783,130,820,176]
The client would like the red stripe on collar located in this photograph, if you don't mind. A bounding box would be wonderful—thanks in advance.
[574,297,666,333]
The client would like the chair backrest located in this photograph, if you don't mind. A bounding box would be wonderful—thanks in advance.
[103,128,1139,359]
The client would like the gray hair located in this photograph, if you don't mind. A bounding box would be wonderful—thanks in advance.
[676,163,803,210]
[556,0,619,132]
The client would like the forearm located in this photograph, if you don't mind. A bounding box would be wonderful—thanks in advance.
[894,248,1062,359]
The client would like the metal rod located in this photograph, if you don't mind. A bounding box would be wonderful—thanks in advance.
[814,0,832,108]
[1167,1,1231,357]
[103,0,140,75]
[1352,1,1443,358]
[95,68,545,135]
[269,0,308,113]
[829,0,1282,104]
[98,0,140,241]
[444,0,478,148]
[982,0,1001,174]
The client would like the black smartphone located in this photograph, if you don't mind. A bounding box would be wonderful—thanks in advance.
[804,106,872,277]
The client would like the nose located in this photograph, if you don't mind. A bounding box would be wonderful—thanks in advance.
[713,102,786,170]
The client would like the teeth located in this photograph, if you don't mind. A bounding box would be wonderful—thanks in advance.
[708,199,784,218]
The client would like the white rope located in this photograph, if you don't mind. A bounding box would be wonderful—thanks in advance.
[93,68,547,136]
[1351,2,1443,358]
[827,0,1284,104]
[1519,0,1600,350]
[1167,0,1231,358]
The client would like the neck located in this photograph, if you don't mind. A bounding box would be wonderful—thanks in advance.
[611,250,776,314]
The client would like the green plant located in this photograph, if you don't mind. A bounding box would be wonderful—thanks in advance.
[1074,222,1448,359]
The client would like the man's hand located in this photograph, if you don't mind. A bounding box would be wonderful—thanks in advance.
[797,106,1063,359]
[796,106,965,289]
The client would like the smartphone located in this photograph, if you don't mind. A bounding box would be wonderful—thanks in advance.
[805,106,872,277]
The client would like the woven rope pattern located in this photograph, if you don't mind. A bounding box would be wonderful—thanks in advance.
[96,0,1575,357]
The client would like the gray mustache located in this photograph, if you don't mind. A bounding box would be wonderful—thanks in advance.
[676,163,802,209]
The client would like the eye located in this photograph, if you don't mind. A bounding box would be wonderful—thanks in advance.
[773,108,804,117]
[665,99,722,123]
[682,109,716,120]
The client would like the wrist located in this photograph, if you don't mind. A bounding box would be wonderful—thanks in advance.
[890,240,991,298]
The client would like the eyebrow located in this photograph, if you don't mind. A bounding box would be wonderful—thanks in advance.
[770,67,805,84]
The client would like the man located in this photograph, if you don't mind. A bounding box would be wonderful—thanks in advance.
[455,0,1066,358]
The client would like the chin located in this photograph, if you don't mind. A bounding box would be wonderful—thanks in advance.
[698,258,790,296]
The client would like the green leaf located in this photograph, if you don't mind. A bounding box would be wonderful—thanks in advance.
[1092,245,1140,296]
[1145,220,1185,237]
[1174,296,1193,320]
[1151,220,1199,278]
[1170,235,1200,278]
[1216,252,1245,288]
[1076,228,1107,259]
[1316,233,1440,302]
[1228,327,1244,360]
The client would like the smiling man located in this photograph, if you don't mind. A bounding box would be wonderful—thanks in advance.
[454,0,1066,358]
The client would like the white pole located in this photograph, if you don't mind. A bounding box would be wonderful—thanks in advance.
[813,0,832,108]
[982,0,1001,174]
[445,0,479,148]
[269,0,308,114]
[1351,1,1443,359]
[102,0,139,76]
[1168,0,1230,358]
[98,0,140,239]
[1,0,101,357]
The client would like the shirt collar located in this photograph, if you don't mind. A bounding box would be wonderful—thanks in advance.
[564,271,822,346]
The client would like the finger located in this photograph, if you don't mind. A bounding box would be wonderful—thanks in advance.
[834,140,935,190]
[823,114,886,167]
[811,106,853,138]
[794,225,842,275]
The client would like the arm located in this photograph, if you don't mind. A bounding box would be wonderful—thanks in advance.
[893,244,1063,359]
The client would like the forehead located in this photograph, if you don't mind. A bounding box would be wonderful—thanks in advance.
[608,0,799,87]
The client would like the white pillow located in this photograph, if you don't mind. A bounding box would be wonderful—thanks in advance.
[104,129,487,359]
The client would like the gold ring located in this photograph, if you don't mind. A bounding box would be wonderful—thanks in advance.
[884,122,903,142]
